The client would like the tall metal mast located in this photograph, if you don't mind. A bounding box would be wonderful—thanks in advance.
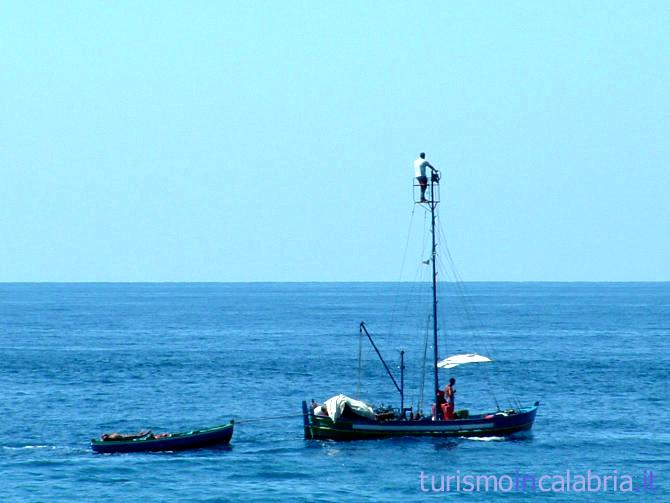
[429,172,440,398]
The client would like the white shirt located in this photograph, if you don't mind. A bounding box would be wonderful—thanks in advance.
[414,157,429,178]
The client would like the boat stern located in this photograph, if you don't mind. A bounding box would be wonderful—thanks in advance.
[302,400,313,439]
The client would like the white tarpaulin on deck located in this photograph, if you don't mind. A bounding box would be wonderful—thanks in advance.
[324,394,376,422]
[437,353,492,369]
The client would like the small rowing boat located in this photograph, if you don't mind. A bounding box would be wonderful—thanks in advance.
[91,421,234,453]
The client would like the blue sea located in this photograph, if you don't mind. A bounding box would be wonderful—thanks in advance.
[1,283,668,502]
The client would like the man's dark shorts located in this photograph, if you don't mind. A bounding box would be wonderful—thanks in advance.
[417,175,428,187]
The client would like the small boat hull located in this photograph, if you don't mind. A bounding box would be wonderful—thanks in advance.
[302,401,537,441]
[91,422,234,453]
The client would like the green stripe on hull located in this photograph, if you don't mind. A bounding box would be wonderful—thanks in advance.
[307,422,534,440]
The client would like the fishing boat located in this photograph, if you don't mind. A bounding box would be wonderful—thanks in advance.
[91,421,234,453]
[302,163,539,440]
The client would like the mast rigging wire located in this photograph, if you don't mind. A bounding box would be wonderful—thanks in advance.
[435,219,520,409]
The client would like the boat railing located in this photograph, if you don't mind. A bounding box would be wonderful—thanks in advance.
[413,173,440,204]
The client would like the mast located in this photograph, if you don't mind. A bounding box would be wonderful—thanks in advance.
[429,172,440,398]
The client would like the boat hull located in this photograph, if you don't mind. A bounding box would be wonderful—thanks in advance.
[302,401,537,441]
[91,422,234,453]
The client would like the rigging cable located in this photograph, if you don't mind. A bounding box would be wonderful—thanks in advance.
[394,205,431,339]
[435,237,506,408]
[387,204,417,338]
[436,220,517,409]
[356,325,363,399]
[435,251,504,410]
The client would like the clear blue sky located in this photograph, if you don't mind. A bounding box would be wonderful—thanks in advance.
[1,1,668,281]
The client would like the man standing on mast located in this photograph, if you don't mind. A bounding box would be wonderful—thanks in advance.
[414,152,435,203]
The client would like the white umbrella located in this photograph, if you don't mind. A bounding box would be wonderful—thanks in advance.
[437,353,492,369]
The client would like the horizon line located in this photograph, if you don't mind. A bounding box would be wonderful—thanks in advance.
[1,280,669,285]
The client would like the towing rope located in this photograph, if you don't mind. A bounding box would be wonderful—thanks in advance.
[232,413,306,425]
